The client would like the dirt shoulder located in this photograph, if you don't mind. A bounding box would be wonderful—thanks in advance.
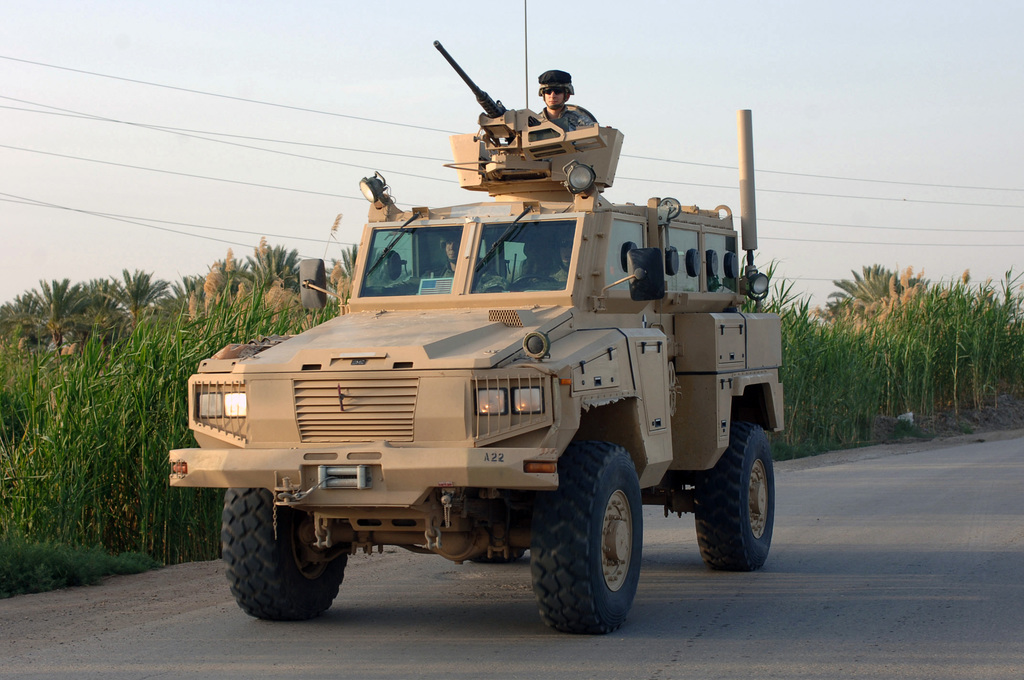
[0,559,229,657]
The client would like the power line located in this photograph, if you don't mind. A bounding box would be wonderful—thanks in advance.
[6,187,1018,252]
[0,192,347,261]
[0,54,458,134]
[761,235,1024,247]
[1,192,257,250]
[0,100,450,163]
[0,193,356,247]
[623,154,1024,193]
[615,175,1024,209]
[765,218,1024,233]
[12,95,1021,203]
[0,143,363,200]
[0,97,454,184]
[4,53,1022,195]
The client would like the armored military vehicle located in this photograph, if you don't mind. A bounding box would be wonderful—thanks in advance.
[169,44,783,634]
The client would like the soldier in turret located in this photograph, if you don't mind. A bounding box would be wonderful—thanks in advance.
[537,70,597,132]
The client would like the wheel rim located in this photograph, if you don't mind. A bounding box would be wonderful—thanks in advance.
[748,458,768,539]
[601,489,633,592]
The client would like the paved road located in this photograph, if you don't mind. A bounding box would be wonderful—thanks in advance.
[3,435,1023,679]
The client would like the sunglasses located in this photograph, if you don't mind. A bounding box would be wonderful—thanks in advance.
[542,88,565,96]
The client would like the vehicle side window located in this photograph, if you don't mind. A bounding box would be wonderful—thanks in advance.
[606,220,644,291]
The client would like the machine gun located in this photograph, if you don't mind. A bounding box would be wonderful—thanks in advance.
[434,41,507,119]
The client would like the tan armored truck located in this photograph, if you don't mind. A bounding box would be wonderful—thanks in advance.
[169,45,783,634]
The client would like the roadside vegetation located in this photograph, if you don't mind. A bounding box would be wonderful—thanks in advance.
[0,531,160,598]
[1,249,1022,591]
[760,265,1024,458]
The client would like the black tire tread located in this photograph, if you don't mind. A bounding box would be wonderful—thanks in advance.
[221,488,346,620]
[530,441,641,634]
[694,421,774,571]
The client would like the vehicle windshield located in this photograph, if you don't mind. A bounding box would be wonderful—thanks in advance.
[471,220,575,293]
[359,224,464,297]
[357,219,577,298]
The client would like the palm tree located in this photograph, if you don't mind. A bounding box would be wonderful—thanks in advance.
[331,244,359,303]
[826,265,928,318]
[339,243,358,281]
[0,293,44,348]
[112,269,170,328]
[82,278,130,345]
[162,274,207,317]
[34,279,89,350]
[247,239,302,292]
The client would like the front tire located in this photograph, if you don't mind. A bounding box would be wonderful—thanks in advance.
[694,421,775,571]
[530,441,643,634]
[221,488,347,620]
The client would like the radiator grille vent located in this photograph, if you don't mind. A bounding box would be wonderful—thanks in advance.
[294,378,418,443]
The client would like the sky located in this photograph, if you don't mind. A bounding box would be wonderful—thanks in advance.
[2,0,1023,308]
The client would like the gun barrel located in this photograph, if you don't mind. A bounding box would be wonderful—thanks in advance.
[433,40,506,118]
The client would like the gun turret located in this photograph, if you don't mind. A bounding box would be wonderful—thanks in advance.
[434,40,507,119]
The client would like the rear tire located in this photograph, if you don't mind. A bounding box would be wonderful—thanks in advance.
[222,488,347,620]
[694,421,775,571]
[530,441,642,634]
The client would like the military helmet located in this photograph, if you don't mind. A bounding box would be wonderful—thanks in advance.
[538,69,574,96]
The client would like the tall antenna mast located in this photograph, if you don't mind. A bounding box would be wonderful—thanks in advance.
[523,0,529,108]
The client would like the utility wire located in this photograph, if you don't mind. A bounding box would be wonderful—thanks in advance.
[5,189,1019,250]
[0,143,364,200]
[0,100,450,163]
[1,193,258,250]
[0,54,458,134]
[615,175,1024,209]
[761,217,1024,234]
[0,193,356,246]
[4,53,1022,195]
[0,97,454,183]
[0,192,332,259]
[622,154,1024,193]
[760,235,1024,247]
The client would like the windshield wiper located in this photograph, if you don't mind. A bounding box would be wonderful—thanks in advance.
[474,206,533,273]
[365,213,422,279]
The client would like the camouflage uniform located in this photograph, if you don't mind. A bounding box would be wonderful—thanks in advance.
[539,105,596,133]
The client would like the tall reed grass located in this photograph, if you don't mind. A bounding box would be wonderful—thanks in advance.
[768,271,1024,456]
[2,272,1023,563]
[0,292,335,564]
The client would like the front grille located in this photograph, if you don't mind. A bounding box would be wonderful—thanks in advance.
[294,378,418,443]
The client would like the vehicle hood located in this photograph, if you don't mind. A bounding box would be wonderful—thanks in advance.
[211,306,573,374]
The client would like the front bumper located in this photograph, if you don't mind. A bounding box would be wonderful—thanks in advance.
[169,443,559,507]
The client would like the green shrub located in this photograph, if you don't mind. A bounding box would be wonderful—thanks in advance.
[0,532,160,598]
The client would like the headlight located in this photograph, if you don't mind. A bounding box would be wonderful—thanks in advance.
[476,388,508,415]
[198,391,247,418]
[512,387,544,414]
[223,392,247,417]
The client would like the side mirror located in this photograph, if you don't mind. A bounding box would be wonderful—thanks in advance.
[627,248,665,301]
[299,259,327,309]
